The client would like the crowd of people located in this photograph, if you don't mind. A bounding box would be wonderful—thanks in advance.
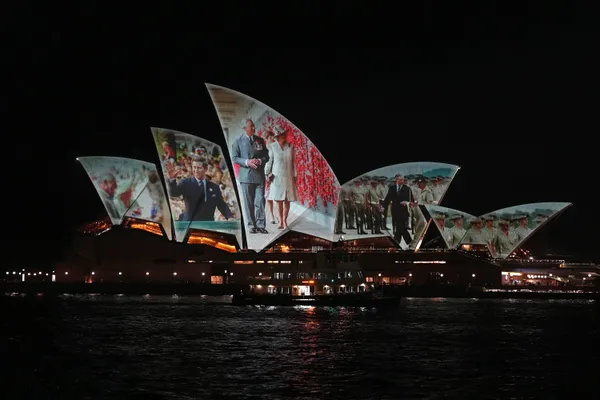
[434,211,550,258]
[336,173,453,249]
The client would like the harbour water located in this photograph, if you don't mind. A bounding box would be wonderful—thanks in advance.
[2,294,599,399]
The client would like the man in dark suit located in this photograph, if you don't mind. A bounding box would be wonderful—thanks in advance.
[231,119,270,234]
[381,173,414,247]
[166,157,233,221]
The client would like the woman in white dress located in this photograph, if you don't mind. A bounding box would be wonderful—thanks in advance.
[262,130,277,225]
[264,126,299,229]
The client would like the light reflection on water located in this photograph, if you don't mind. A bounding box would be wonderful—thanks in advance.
[1,295,599,399]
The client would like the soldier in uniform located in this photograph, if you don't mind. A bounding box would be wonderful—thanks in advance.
[367,178,383,234]
[335,186,347,235]
[461,217,486,245]
[350,178,367,234]
[494,219,518,258]
[433,212,452,247]
[408,176,434,249]
[448,214,467,248]
[512,214,533,242]
[415,175,435,205]
[482,215,498,256]
[376,177,389,230]
[383,176,396,235]
[360,177,374,232]
[341,185,356,230]
[431,176,445,203]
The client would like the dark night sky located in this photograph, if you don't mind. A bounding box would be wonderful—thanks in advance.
[6,2,600,262]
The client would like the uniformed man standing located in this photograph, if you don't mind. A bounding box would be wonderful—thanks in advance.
[408,176,434,250]
[512,214,533,242]
[415,176,435,205]
[367,179,383,234]
[461,217,486,245]
[376,177,389,230]
[481,215,498,256]
[431,176,445,203]
[448,214,467,248]
[341,185,356,230]
[360,177,374,232]
[350,178,367,234]
[335,186,347,235]
[433,212,452,247]
[494,219,518,258]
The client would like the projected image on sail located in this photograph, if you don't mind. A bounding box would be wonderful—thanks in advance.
[124,166,173,240]
[78,156,154,225]
[206,83,340,251]
[473,202,572,258]
[425,205,476,249]
[151,127,242,245]
[335,162,460,250]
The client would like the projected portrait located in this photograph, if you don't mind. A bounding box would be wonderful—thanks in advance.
[151,128,242,245]
[334,162,460,250]
[475,202,572,258]
[78,157,153,225]
[206,83,340,251]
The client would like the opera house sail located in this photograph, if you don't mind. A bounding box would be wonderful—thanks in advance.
[150,127,243,246]
[78,156,173,240]
[466,202,573,258]
[206,83,340,252]
[424,205,476,249]
[73,86,574,264]
[336,162,460,250]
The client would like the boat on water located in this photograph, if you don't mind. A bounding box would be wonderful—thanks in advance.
[231,291,402,307]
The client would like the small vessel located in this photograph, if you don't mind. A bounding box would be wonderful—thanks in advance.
[231,291,401,307]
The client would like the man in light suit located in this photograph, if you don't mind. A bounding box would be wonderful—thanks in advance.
[231,119,270,234]
[166,157,233,221]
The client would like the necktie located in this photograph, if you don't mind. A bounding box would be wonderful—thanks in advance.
[249,136,255,147]
[198,180,205,201]
[397,185,401,194]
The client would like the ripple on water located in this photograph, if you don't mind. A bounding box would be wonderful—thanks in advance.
[1,295,599,399]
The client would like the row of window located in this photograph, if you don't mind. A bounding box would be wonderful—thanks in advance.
[233,260,294,264]
[271,271,363,280]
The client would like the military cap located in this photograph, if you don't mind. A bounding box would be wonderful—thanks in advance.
[434,212,448,219]
[360,176,370,182]
[450,214,463,220]
[511,214,528,221]
[353,178,362,184]
[414,176,428,184]
[483,214,495,221]
[470,217,482,224]
[378,176,387,182]
[498,219,510,225]
[533,214,548,223]
[436,175,445,180]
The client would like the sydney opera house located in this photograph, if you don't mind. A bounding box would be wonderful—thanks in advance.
[22,84,596,293]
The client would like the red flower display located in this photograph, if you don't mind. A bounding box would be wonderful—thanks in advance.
[259,114,340,210]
